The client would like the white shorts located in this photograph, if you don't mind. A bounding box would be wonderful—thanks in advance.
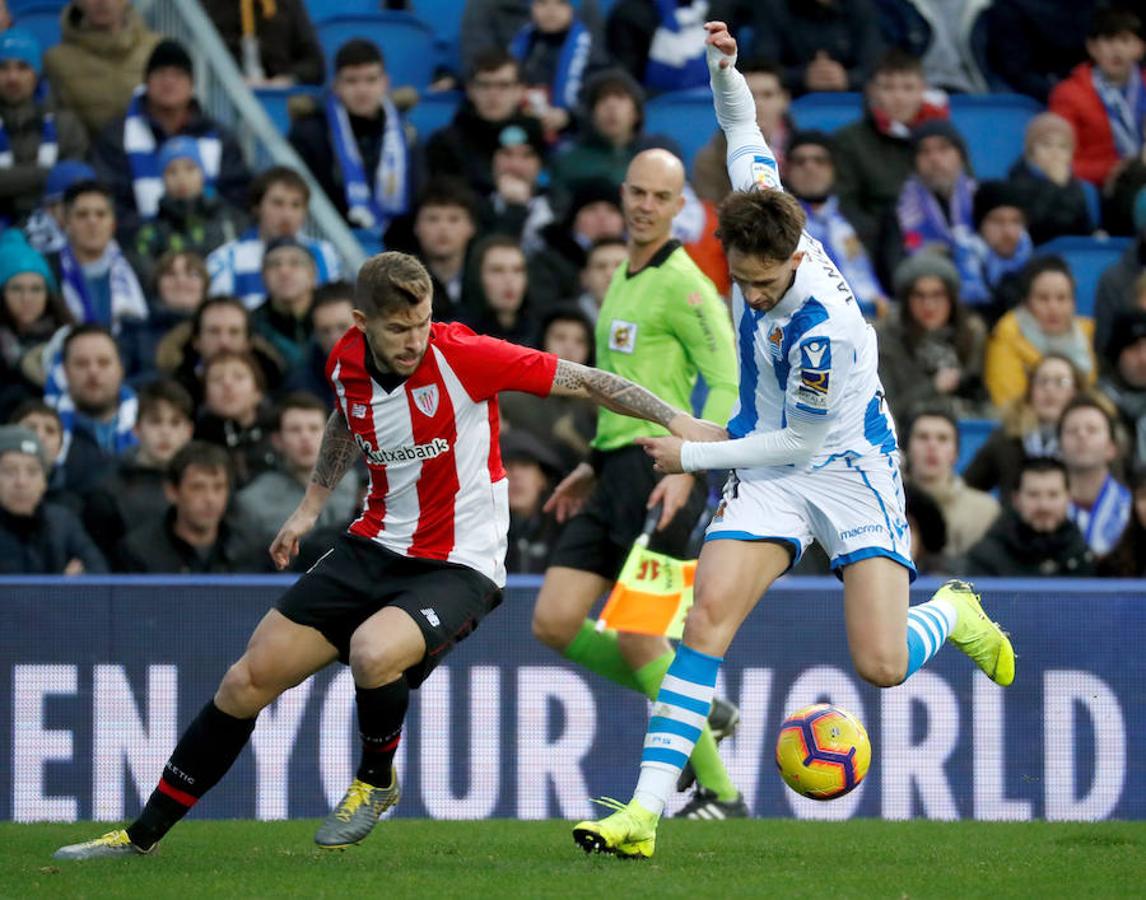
[705,457,916,580]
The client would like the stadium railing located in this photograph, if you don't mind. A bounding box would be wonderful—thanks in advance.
[2,575,1142,823]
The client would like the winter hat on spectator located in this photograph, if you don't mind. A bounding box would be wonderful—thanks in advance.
[892,251,960,302]
[0,426,49,476]
[44,160,95,204]
[786,130,835,159]
[972,180,1026,231]
[0,27,42,76]
[0,231,57,293]
[158,136,204,176]
[262,235,316,270]
[497,119,546,160]
[500,430,563,480]
[1106,309,1146,363]
[910,119,968,163]
[582,68,645,125]
[566,177,621,223]
[146,39,194,79]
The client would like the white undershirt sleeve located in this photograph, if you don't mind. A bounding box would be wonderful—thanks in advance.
[679,415,832,473]
[708,44,784,193]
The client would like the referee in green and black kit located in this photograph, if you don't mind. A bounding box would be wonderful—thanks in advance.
[532,149,747,818]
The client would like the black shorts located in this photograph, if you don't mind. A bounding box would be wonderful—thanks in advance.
[276,533,502,688]
[548,445,707,580]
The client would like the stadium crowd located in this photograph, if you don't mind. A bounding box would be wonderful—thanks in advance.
[1,0,1145,579]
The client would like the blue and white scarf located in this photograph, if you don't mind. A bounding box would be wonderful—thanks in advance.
[124,86,223,219]
[800,197,885,317]
[324,93,409,230]
[960,230,1033,307]
[897,173,978,285]
[58,241,148,333]
[1091,66,1146,159]
[645,0,709,92]
[510,19,592,110]
[43,339,139,460]
[0,111,57,168]
[206,228,342,309]
[1069,473,1132,556]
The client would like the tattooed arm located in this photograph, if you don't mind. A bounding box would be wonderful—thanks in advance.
[269,410,357,570]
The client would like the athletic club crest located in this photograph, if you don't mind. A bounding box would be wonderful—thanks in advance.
[411,384,440,417]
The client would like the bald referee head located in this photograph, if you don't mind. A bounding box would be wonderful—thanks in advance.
[621,148,686,254]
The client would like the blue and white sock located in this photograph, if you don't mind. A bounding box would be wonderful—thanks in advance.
[904,597,957,679]
[632,644,722,817]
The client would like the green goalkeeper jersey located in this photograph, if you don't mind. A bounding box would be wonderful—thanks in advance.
[592,240,738,451]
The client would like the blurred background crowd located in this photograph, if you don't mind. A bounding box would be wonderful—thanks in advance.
[0,0,1145,579]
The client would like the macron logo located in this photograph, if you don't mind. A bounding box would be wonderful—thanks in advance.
[354,433,450,465]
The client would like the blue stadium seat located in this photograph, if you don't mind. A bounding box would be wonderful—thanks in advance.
[407,91,461,142]
[956,418,998,474]
[304,0,379,24]
[1036,235,1133,319]
[411,0,463,75]
[12,3,63,52]
[316,13,436,91]
[9,0,66,13]
[949,94,1041,181]
[254,85,322,135]
[643,87,717,171]
[790,92,863,134]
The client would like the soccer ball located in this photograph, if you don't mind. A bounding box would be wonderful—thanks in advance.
[775,703,871,800]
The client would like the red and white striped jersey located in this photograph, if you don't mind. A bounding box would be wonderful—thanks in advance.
[326,322,557,586]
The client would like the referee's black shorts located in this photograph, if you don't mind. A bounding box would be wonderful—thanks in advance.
[276,533,502,688]
[548,445,707,581]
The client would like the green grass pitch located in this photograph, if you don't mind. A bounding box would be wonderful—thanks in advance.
[4,820,1145,898]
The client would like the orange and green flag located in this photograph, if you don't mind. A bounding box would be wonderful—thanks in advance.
[597,538,696,638]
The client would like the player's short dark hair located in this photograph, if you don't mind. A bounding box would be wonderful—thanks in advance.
[1056,393,1118,442]
[249,165,310,210]
[716,189,805,261]
[203,348,266,392]
[62,323,118,364]
[1089,8,1141,40]
[872,47,924,80]
[192,295,251,340]
[1020,255,1075,302]
[275,391,328,431]
[8,399,60,427]
[1017,455,1068,488]
[137,378,194,423]
[907,404,960,451]
[415,177,478,222]
[468,47,519,82]
[355,251,433,317]
[63,179,113,213]
[167,440,232,487]
[313,280,355,313]
[335,38,385,72]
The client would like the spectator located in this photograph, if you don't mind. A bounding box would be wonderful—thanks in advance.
[234,392,359,550]
[1099,309,1146,465]
[288,39,416,230]
[1095,209,1146,357]
[964,457,1095,576]
[500,305,597,473]
[511,0,603,137]
[961,180,1033,326]
[693,58,792,203]
[0,27,88,224]
[548,68,681,201]
[129,136,246,284]
[478,119,554,250]
[878,253,987,423]
[903,482,951,576]
[904,406,1000,559]
[194,349,276,487]
[201,0,324,87]
[784,130,886,318]
[158,295,285,409]
[985,256,1097,409]
[207,166,341,308]
[834,49,949,254]
[282,280,354,407]
[1098,462,1146,575]
[753,0,883,95]
[23,159,94,255]
[528,177,624,312]
[0,231,71,416]
[0,424,107,574]
[605,0,717,92]
[879,0,993,93]
[92,39,250,228]
[964,352,1084,500]
[501,428,563,573]
[118,250,209,381]
[1049,8,1146,189]
[575,236,627,322]
[425,49,536,196]
[983,0,1094,104]
[7,399,84,511]
[403,177,479,320]
[459,0,534,79]
[1007,113,1094,245]
[49,180,148,334]
[252,237,316,371]
[119,439,263,573]
[43,0,162,138]
[1059,393,1132,557]
[464,235,537,344]
[81,377,194,564]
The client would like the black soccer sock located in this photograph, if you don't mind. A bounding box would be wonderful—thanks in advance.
[355,678,409,787]
[126,700,257,850]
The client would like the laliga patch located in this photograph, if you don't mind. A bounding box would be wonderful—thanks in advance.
[799,337,831,371]
[800,369,830,395]
[751,154,779,190]
[608,319,638,353]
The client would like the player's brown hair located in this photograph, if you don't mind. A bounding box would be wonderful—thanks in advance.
[716,189,805,262]
[354,251,433,317]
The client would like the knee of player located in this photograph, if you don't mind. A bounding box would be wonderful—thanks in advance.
[218,658,270,710]
[348,640,403,686]
[853,651,907,688]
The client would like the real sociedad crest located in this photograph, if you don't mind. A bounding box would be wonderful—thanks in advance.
[412,384,439,417]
